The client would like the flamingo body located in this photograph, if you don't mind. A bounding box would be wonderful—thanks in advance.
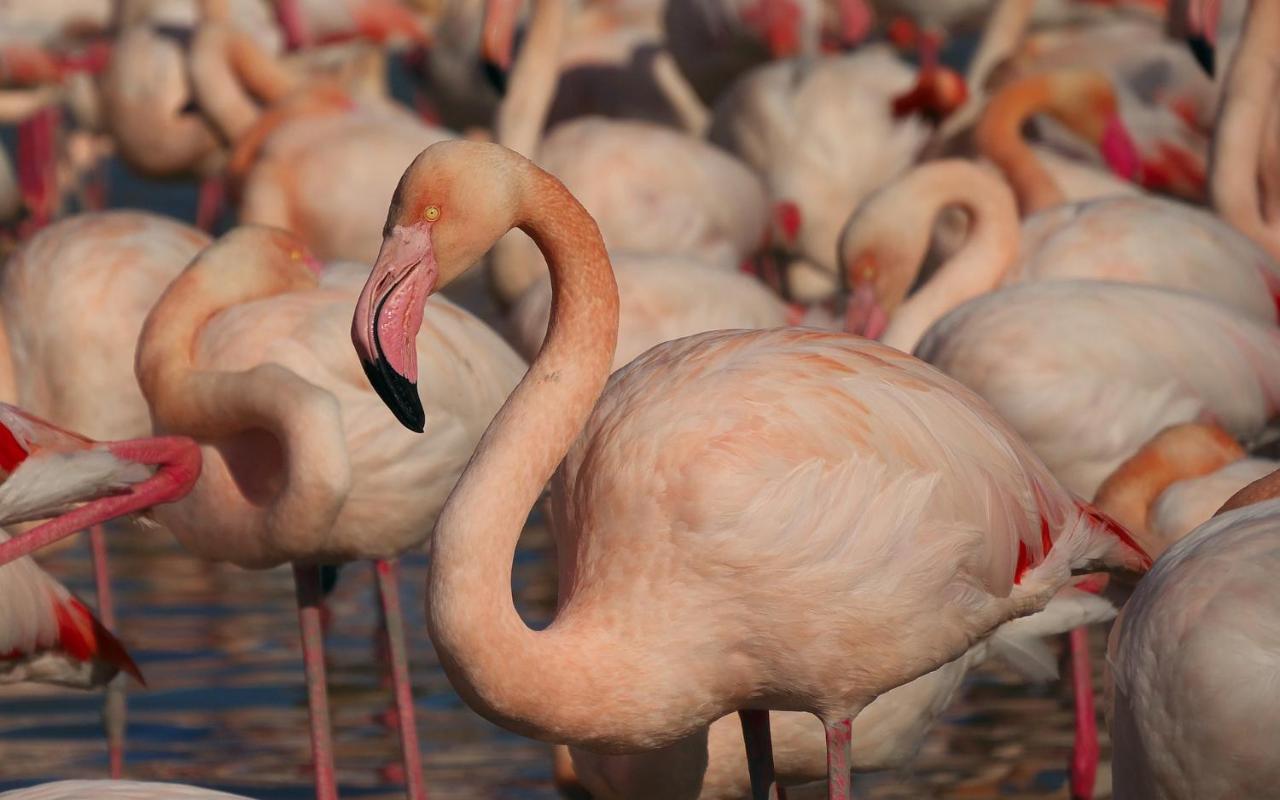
[0,781,252,799]
[916,281,1280,497]
[1108,498,1280,800]
[1,211,210,439]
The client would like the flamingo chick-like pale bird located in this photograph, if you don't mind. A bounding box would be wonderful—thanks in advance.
[134,226,523,799]
[350,140,1150,800]
[1106,470,1280,800]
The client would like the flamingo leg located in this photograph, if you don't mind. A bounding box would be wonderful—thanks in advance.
[738,710,783,800]
[90,524,126,778]
[824,718,852,800]
[1069,626,1099,800]
[195,176,225,234]
[16,105,60,236]
[293,563,340,800]
[373,558,427,800]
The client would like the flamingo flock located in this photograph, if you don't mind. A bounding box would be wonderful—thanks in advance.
[0,1,1278,800]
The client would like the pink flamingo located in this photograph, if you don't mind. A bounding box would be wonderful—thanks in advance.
[706,46,964,302]
[483,0,769,309]
[837,159,1280,350]
[1094,423,1275,555]
[133,225,523,800]
[0,210,210,774]
[350,139,1150,800]
[0,404,197,688]
[1106,467,1280,800]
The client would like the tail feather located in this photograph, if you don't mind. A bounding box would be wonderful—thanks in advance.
[1077,500,1153,572]
[52,595,145,686]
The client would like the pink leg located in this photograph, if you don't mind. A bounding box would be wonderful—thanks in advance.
[824,718,852,800]
[90,524,126,778]
[374,559,427,800]
[738,710,783,800]
[195,176,224,234]
[293,563,340,800]
[1069,627,1099,800]
[16,106,60,235]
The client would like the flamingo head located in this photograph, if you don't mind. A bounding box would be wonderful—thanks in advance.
[1168,0,1220,75]
[0,405,200,543]
[354,140,524,432]
[1047,71,1142,182]
[891,65,968,123]
[839,252,890,339]
[481,0,523,87]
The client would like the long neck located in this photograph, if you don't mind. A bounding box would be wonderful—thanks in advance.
[1211,0,1280,262]
[190,26,300,143]
[975,79,1065,214]
[135,255,350,561]
[495,0,567,159]
[880,164,1020,353]
[429,164,622,744]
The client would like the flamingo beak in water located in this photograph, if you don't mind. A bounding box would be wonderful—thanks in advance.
[353,222,438,433]
[1099,114,1141,183]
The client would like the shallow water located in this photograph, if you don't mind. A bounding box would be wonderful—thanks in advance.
[0,515,1113,800]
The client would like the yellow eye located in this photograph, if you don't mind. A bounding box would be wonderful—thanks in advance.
[290,249,303,261]
[423,205,441,222]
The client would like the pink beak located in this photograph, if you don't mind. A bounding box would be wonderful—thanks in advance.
[1099,113,1142,182]
[844,283,888,340]
[351,222,438,432]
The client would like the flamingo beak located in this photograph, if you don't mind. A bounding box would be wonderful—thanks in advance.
[844,283,888,339]
[1099,113,1141,182]
[352,222,438,433]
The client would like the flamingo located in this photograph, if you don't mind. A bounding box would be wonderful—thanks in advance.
[1106,469,1280,800]
[133,225,523,800]
[350,139,1150,800]
[706,46,964,302]
[557,583,1117,798]
[1094,422,1275,554]
[484,0,769,310]
[837,159,1280,350]
[188,13,454,262]
[0,403,198,690]
[913,280,1280,500]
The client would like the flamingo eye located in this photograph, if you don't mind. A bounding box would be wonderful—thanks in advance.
[423,205,441,222]
[290,249,302,261]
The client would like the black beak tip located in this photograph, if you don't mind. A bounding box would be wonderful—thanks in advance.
[361,358,426,433]
[1188,35,1214,77]
[482,58,508,96]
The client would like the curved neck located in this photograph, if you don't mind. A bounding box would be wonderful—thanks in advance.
[429,164,622,744]
[494,0,567,159]
[1094,424,1244,546]
[975,78,1065,214]
[190,25,300,142]
[135,247,349,558]
[1211,0,1280,261]
[879,164,1020,353]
